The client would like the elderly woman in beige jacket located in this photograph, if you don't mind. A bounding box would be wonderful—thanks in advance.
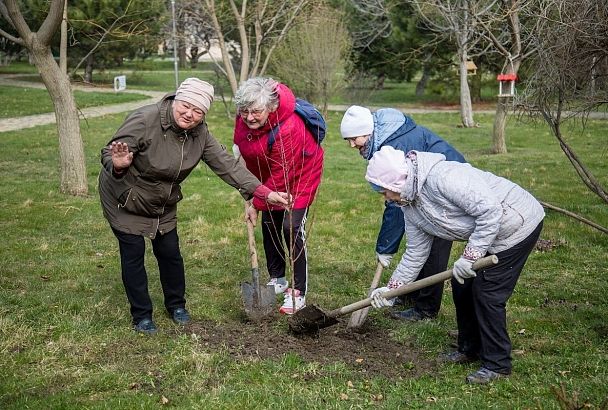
[366,146,544,384]
[99,78,289,334]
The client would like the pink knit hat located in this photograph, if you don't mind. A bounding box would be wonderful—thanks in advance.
[175,78,214,113]
[365,146,408,193]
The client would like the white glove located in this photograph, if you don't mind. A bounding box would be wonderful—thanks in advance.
[370,286,395,308]
[376,253,393,268]
[452,257,477,285]
[232,144,242,161]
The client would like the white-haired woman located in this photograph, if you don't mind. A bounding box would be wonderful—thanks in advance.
[233,77,324,314]
[366,146,544,384]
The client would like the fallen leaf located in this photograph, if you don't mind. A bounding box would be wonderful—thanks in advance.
[372,394,384,401]
[426,397,437,403]
[40,275,50,281]
[517,329,526,335]
[347,381,354,388]
[355,358,364,364]
[512,349,525,356]
[160,395,169,405]
[558,370,571,376]
[340,393,349,400]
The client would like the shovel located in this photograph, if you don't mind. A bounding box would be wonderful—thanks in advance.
[288,255,498,334]
[346,262,384,330]
[240,218,276,321]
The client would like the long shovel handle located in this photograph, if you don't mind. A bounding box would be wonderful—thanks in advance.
[246,218,259,270]
[330,255,499,318]
[347,262,384,328]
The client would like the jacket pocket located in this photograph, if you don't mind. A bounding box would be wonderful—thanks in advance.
[119,177,165,217]
[165,184,183,207]
[495,202,525,240]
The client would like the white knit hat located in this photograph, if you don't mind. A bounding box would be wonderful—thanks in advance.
[365,146,408,193]
[340,105,374,139]
[175,78,214,113]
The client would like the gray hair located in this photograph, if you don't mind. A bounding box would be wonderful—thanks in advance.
[234,77,279,112]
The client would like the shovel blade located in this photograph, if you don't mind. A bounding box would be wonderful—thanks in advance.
[287,304,339,334]
[346,306,371,330]
[241,281,276,321]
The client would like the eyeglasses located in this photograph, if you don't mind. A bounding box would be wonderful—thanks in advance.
[239,107,266,117]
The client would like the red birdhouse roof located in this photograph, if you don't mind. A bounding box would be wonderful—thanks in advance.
[497,73,518,81]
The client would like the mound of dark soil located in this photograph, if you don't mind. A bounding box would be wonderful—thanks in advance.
[183,318,437,379]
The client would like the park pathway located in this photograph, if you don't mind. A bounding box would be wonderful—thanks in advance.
[0,74,165,133]
[1,74,605,133]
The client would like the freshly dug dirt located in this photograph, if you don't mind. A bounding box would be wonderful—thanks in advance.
[182,317,437,379]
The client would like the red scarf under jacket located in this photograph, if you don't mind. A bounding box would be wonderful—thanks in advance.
[233,83,324,211]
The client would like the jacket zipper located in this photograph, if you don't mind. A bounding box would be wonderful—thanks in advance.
[158,132,187,233]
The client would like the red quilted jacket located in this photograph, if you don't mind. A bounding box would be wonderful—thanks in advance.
[233,83,324,211]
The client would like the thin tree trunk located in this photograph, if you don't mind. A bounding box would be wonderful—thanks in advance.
[416,65,431,97]
[31,46,87,196]
[84,53,93,83]
[492,97,509,153]
[459,58,475,127]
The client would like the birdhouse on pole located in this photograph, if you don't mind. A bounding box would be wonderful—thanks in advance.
[497,73,517,97]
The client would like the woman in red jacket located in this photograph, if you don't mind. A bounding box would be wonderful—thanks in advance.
[233,77,324,314]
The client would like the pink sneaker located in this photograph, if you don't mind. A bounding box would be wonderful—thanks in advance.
[279,289,305,315]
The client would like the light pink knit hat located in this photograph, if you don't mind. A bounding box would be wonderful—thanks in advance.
[175,78,214,113]
[365,146,408,193]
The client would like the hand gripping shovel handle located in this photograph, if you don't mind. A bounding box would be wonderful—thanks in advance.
[329,255,499,318]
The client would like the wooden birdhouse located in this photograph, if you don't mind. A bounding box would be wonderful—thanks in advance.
[497,73,517,97]
[466,60,477,75]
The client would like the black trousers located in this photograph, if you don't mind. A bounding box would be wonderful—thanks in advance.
[112,228,186,324]
[261,208,308,295]
[452,221,543,374]
[410,236,453,316]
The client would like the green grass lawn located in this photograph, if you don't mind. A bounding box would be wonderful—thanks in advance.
[0,98,607,408]
[0,85,150,118]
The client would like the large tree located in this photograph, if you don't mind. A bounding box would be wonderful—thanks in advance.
[0,0,87,195]
[518,0,608,205]
[192,0,311,95]
[68,0,166,82]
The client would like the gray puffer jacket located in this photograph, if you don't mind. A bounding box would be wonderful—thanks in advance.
[390,151,545,285]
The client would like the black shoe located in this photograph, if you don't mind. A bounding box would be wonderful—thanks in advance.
[133,318,157,335]
[171,308,191,325]
[390,308,435,322]
[441,351,478,364]
[466,367,509,384]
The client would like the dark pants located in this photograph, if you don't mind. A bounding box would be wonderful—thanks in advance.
[452,221,543,374]
[112,228,186,324]
[262,208,308,295]
[410,237,453,316]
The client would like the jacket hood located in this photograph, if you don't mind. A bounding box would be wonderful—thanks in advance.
[366,147,445,202]
[368,109,415,159]
[411,151,446,196]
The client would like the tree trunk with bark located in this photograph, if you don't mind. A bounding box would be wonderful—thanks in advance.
[1,0,88,196]
[459,57,476,127]
[492,97,509,153]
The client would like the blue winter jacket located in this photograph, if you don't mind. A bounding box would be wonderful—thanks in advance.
[368,108,466,254]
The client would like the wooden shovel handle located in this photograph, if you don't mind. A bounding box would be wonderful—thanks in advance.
[331,255,499,317]
[368,262,384,294]
[246,218,258,270]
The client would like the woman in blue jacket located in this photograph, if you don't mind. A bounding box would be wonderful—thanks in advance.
[340,105,466,321]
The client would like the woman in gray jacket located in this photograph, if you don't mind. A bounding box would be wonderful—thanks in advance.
[366,146,544,384]
[99,78,289,334]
